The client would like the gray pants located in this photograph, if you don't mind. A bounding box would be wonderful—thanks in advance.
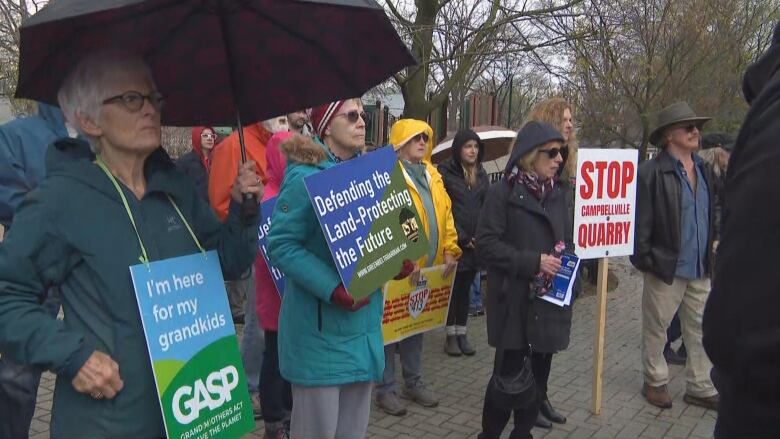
[376,333,423,396]
[225,269,252,319]
[239,268,263,395]
[290,381,372,439]
[641,273,716,397]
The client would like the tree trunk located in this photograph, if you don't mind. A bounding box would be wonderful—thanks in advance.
[639,114,650,162]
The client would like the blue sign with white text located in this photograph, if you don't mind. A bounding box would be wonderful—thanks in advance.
[259,197,285,297]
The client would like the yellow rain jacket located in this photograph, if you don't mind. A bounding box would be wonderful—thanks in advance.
[389,119,461,266]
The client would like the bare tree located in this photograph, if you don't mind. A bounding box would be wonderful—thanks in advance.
[551,0,779,158]
[0,0,47,115]
[382,0,584,120]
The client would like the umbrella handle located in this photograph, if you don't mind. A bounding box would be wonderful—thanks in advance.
[242,193,258,220]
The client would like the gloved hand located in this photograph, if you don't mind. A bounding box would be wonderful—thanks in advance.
[330,284,371,311]
[331,284,354,309]
[393,259,415,280]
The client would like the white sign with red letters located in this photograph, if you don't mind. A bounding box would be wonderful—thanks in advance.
[574,149,638,259]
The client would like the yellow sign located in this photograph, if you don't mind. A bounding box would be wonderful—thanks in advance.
[382,264,455,345]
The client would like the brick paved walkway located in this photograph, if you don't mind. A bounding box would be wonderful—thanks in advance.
[30,257,716,438]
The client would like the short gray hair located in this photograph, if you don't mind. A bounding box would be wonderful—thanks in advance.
[57,50,155,152]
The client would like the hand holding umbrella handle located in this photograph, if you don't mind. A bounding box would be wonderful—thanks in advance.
[242,193,258,219]
[232,161,263,221]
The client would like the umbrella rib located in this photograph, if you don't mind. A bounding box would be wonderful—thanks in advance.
[244,2,355,95]
[19,0,183,99]
[143,1,205,65]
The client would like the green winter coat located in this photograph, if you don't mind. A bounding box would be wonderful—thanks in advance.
[266,136,384,387]
[0,139,258,439]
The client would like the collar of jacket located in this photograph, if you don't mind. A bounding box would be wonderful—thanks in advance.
[657,148,705,174]
[440,156,486,181]
[47,138,184,201]
[399,160,440,197]
[314,135,362,164]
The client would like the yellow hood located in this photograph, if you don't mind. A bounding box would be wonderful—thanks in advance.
[389,119,434,162]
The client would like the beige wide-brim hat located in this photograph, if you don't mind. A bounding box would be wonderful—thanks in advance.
[649,102,711,147]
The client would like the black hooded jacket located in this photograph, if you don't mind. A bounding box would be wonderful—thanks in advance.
[702,22,780,439]
[437,129,489,271]
[476,121,575,352]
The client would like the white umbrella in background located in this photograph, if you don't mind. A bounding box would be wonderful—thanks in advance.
[431,125,517,163]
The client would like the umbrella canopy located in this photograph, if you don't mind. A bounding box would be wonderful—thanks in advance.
[15,0,415,127]
[431,125,516,163]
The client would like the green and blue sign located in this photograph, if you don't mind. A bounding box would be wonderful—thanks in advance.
[130,251,254,439]
[304,146,428,299]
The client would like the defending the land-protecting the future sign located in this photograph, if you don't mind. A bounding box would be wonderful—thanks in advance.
[130,251,254,439]
[304,145,429,299]
[258,197,285,297]
[382,264,455,345]
[574,148,639,259]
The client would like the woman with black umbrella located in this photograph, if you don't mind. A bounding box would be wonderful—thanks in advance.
[438,128,489,356]
[0,51,261,439]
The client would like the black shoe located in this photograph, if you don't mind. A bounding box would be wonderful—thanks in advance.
[664,345,686,366]
[457,334,476,356]
[534,412,552,429]
[444,335,461,356]
[540,398,566,424]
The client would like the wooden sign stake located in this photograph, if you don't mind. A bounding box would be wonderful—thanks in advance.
[591,257,609,415]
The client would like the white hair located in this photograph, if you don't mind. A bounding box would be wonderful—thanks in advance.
[57,50,155,153]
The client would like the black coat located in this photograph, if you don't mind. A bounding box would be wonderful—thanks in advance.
[438,156,489,271]
[476,179,573,353]
[630,149,717,285]
[475,122,571,353]
[703,25,780,439]
[175,150,209,202]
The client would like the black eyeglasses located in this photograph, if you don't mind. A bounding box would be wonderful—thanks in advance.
[412,133,429,144]
[681,124,699,133]
[102,91,164,112]
[540,147,562,159]
[334,110,367,124]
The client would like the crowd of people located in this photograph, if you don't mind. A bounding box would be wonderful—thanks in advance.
[0,27,777,439]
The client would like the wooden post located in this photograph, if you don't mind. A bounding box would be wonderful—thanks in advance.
[591,257,609,415]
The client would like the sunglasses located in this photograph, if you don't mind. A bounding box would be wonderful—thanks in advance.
[201,133,217,139]
[334,110,367,124]
[102,91,164,112]
[540,147,563,159]
[411,133,429,144]
[680,124,700,133]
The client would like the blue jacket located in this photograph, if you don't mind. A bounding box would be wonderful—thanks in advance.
[0,104,69,228]
[266,136,384,386]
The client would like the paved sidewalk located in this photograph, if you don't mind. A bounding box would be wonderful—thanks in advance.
[30,257,716,438]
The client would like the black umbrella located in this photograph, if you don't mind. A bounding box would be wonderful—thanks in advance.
[15,0,415,207]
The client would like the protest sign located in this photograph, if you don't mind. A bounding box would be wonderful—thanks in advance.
[382,264,455,345]
[304,146,429,299]
[574,149,639,259]
[130,251,254,439]
[573,148,638,416]
[258,197,285,297]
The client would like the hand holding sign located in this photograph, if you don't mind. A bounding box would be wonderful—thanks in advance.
[442,253,458,278]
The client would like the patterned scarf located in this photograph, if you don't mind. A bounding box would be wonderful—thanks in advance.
[506,167,555,200]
